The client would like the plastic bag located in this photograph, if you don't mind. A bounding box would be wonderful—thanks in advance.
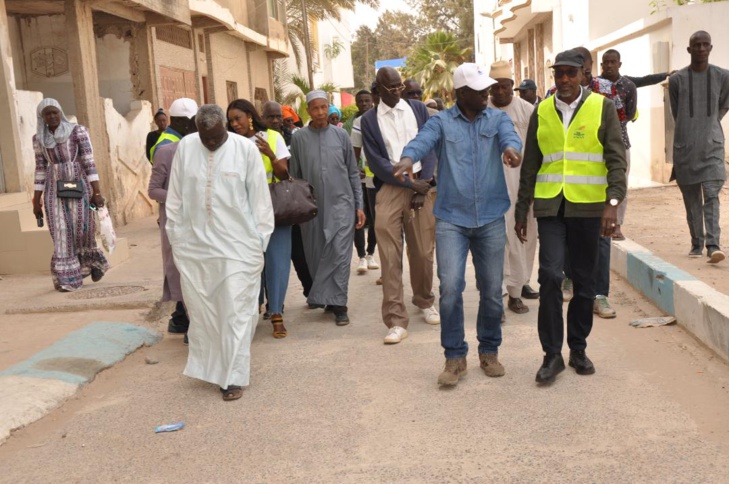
[94,206,116,254]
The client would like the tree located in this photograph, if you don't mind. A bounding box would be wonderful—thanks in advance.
[407,0,474,52]
[323,40,345,59]
[402,31,471,104]
[350,26,379,89]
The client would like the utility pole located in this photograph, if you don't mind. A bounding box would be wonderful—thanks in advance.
[300,0,315,89]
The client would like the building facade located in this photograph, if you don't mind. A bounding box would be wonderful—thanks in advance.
[0,0,287,274]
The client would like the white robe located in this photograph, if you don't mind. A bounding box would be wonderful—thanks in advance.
[165,133,274,388]
[489,97,538,297]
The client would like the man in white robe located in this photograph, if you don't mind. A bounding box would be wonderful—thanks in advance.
[166,104,274,401]
[488,61,538,316]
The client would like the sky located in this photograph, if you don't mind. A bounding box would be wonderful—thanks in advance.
[350,0,410,32]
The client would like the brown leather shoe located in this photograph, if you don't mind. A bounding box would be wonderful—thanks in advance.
[507,296,529,314]
[437,357,467,386]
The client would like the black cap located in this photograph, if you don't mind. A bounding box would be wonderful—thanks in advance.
[514,79,537,91]
[551,49,585,68]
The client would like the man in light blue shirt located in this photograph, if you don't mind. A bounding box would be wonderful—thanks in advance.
[395,63,522,387]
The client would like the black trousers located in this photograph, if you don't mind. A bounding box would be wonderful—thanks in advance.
[291,224,313,297]
[354,186,377,258]
[537,212,601,355]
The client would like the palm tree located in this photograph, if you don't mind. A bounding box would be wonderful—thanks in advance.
[403,31,471,104]
[285,0,378,71]
[280,74,339,122]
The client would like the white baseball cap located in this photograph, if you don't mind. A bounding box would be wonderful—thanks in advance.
[169,98,199,119]
[453,63,497,91]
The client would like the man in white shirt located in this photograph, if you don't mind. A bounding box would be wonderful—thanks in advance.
[487,61,539,316]
[166,104,274,401]
[361,67,440,344]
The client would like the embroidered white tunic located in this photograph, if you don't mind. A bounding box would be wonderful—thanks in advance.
[166,133,274,388]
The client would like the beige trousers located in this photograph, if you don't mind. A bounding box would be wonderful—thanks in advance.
[375,184,436,329]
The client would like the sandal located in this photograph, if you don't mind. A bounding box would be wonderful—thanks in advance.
[271,314,287,339]
[220,385,243,401]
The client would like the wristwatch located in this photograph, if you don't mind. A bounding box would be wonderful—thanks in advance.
[609,198,619,207]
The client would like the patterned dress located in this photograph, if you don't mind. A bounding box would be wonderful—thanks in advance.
[33,125,109,290]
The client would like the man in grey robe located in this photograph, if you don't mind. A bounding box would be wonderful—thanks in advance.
[670,30,729,264]
[289,91,365,325]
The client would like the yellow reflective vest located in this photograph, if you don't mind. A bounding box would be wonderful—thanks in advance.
[149,131,181,164]
[535,93,607,203]
[260,129,282,184]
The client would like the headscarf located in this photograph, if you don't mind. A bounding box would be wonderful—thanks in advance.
[282,105,300,123]
[36,98,76,149]
[328,104,342,118]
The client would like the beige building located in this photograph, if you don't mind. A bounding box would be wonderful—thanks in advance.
[0,0,287,274]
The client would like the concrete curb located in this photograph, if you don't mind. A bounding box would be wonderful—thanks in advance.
[611,239,729,362]
[0,322,160,444]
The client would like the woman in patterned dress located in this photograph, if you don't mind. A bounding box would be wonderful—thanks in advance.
[31,98,109,292]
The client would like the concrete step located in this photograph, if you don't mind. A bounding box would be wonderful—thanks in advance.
[0,196,129,275]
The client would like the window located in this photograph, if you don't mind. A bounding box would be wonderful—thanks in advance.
[198,34,205,53]
[267,0,279,19]
[226,81,238,104]
[254,88,269,113]
[309,17,320,68]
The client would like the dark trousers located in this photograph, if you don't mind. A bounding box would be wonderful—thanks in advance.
[537,214,601,355]
[565,234,611,296]
[678,180,723,250]
[291,224,312,297]
[354,186,377,258]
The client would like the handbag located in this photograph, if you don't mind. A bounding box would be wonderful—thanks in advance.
[269,172,318,226]
[56,180,84,199]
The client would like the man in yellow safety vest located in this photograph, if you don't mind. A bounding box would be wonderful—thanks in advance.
[149,98,198,163]
[515,49,627,385]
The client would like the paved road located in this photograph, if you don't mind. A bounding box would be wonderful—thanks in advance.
[2,260,729,482]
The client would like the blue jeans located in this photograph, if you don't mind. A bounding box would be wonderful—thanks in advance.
[436,218,505,358]
[259,225,292,314]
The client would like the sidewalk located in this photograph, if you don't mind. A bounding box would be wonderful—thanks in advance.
[611,185,729,362]
[0,217,168,443]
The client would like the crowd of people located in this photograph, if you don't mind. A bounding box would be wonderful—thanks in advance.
[29,30,726,400]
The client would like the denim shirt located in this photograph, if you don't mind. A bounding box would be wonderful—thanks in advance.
[401,105,522,228]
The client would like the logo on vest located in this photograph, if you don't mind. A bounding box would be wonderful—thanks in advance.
[573,124,586,139]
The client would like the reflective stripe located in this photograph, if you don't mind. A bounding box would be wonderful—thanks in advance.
[536,174,563,183]
[565,151,604,162]
[542,151,604,164]
[565,175,607,185]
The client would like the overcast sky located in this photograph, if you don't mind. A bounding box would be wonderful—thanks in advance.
[350,0,410,32]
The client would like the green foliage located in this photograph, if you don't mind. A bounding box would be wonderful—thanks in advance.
[402,31,471,104]
[324,40,345,59]
[650,0,727,13]
[340,104,359,123]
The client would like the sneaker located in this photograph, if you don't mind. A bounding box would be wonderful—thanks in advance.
[357,258,368,274]
[688,246,703,258]
[366,254,379,270]
[708,248,726,264]
[384,326,408,344]
[422,306,441,325]
[593,295,616,319]
[437,357,467,386]
[562,278,573,302]
[479,353,505,377]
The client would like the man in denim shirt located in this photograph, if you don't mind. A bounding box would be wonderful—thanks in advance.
[394,63,522,387]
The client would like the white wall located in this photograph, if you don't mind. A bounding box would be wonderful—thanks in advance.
[15,90,44,193]
[315,16,355,91]
[209,31,251,107]
[588,0,653,41]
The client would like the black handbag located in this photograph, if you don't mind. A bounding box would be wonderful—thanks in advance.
[56,180,84,199]
[269,173,318,226]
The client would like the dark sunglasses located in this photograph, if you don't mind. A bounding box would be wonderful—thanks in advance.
[553,67,580,79]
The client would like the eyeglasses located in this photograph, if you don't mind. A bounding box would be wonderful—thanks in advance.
[406,90,423,97]
[379,83,405,94]
[553,68,580,79]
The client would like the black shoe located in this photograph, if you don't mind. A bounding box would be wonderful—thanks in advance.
[688,246,702,258]
[568,350,595,375]
[263,311,272,320]
[183,333,189,345]
[91,268,104,282]
[308,303,324,309]
[521,284,539,300]
[334,310,350,326]
[168,319,189,334]
[535,353,565,384]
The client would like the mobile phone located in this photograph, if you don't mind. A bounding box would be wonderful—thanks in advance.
[36,215,44,228]
[255,131,267,141]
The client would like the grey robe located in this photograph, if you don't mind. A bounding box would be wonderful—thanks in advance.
[147,142,183,302]
[669,65,729,185]
[289,124,363,307]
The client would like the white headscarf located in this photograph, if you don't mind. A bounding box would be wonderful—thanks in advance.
[36,98,76,149]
